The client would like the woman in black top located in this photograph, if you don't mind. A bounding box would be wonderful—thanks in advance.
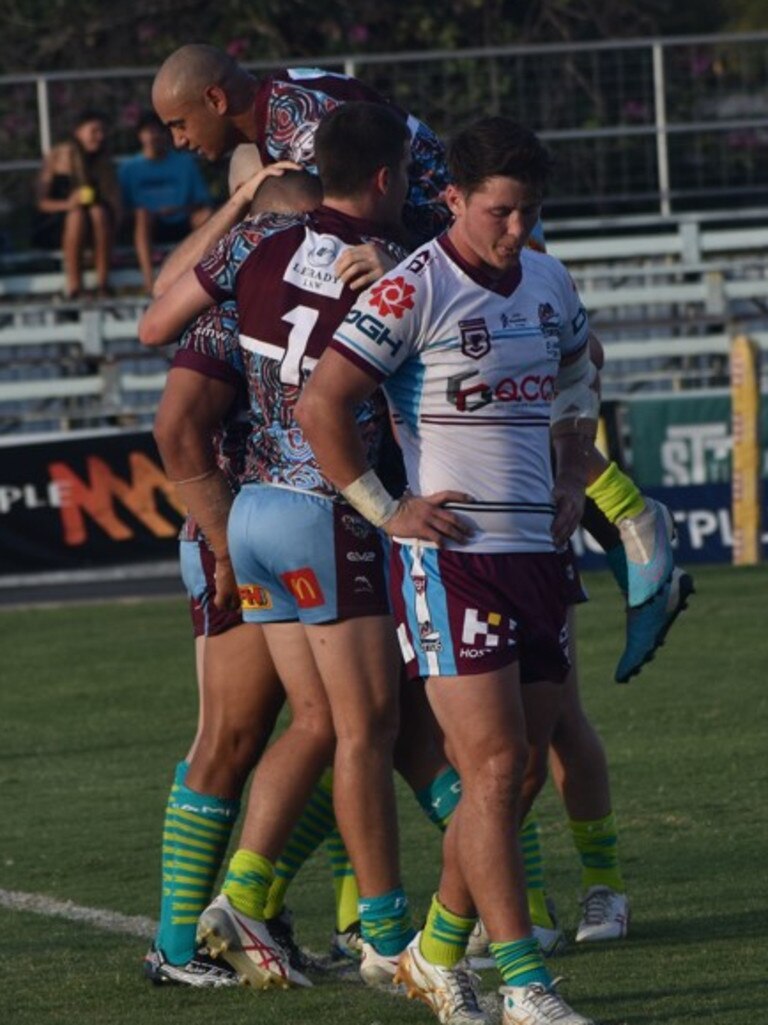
[36,108,121,299]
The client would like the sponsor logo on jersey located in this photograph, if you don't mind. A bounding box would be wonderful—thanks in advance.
[344,309,403,356]
[239,584,273,610]
[406,249,431,276]
[559,622,570,657]
[461,608,517,649]
[289,122,319,163]
[347,550,376,562]
[354,574,374,594]
[284,231,345,298]
[307,235,340,268]
[368,276,415,319]
[538,302,560,337]
[419,619,443,653]
[281,567,325,608]
[459,317,491,359]
[447,369,556,412]
[571,306,587,336]
[341,512,373,538]
[459,647,493,659]
[500,311,528,329]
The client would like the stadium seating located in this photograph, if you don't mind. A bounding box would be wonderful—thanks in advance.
[0,218,766,433]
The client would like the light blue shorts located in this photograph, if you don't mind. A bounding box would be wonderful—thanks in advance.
[228,483,390,624]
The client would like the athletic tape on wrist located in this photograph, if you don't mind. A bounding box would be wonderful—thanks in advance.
[341,468,399,527]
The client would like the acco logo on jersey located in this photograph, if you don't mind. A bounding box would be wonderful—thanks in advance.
[281,567,325,608]
[239,584,273,611]
[447,369,555,413]
[344,309,403,356]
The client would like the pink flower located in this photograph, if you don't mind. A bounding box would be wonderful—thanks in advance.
[348,24,369,45]
[227,38,249,59]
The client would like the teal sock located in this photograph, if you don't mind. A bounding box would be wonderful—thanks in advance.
[491,937,552,989]
[359,887,415,956]
[264,770,336,918]
[155,764,240,965]
[606,544,629,594]
[415,767,462,831]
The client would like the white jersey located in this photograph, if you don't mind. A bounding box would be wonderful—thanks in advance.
[330,234,589,553]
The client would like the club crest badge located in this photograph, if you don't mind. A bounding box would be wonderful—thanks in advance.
[459,317,491,359]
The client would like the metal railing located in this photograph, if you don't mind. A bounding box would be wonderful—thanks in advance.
[1,31,767,218]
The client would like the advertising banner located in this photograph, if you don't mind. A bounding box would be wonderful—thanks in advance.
[0,429,184,576]
[626,391,768,489]
[573,481,768,568]
[2,429,765,581]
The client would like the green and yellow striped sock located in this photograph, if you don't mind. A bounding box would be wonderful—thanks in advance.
[490,936,552,989]
[263,769,336,919]
[570,812,625,892]
[222,848,275,921]
[585,462,645,523]
[520,814,554,929]
[155,763,239,965]
[326,828,360,931]
[359,887,415,956]
[419,894,476,968]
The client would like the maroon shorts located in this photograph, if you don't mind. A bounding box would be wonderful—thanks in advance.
[390,544,572,683]
[179,538,243,638]
[560,543,589,606]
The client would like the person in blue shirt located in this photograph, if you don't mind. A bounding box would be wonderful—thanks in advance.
[119,111,214,293]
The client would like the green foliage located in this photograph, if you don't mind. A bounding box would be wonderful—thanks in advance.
[0,0,764,75]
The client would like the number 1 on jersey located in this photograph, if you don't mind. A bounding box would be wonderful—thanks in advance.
[280,305,320,385]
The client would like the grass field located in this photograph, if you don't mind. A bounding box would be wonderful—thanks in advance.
[1,565,766,1025]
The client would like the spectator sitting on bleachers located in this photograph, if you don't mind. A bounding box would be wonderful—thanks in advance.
[35,108,121,300]
[119,111,213,295]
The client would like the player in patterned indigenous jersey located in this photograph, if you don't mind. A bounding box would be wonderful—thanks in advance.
[141,102,425,992]
[298,118,599,1025]
[150,43,685,686]
[144,169,353,987]
[151,43,451,246]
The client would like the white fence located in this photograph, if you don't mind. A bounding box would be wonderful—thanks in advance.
[0,31,767,216]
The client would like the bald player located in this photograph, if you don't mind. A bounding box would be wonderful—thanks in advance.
[151,43,449,250]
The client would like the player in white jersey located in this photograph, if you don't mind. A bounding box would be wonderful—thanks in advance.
[297,117,598,1025]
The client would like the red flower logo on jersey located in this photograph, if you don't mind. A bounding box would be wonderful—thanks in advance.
[369,276,415,319]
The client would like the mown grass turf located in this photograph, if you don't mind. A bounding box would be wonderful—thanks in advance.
[1,565,766,1024]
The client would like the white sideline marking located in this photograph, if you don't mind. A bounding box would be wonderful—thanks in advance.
[0,888,156,939]
[0,887,350,976]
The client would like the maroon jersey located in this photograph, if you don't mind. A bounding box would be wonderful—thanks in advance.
[172,301,249,543]
[195,204,407,497]
[251,67,450,244]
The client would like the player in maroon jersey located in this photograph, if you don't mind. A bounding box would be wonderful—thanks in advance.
[140,101,450,991]
[151,43,449,248]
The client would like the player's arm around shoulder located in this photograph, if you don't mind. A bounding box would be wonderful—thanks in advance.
[138,266,216,347]
[139,221,248,346]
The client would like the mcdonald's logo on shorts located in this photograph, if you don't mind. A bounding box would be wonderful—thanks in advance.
[239,584,273,611]
[281,567,325,608]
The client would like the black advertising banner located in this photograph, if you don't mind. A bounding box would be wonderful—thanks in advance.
[0,429,184,576]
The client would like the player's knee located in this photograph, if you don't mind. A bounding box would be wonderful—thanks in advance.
[521,747,549,807]
[337,698,399,751]
[463,743,528,808]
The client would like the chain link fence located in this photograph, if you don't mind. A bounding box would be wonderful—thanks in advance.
[0,31,766,245]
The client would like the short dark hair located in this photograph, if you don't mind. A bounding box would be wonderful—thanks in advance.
[448,117,553,195]
[314,102,409,198]
[72,108,107,130]
[137,110,164,133]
